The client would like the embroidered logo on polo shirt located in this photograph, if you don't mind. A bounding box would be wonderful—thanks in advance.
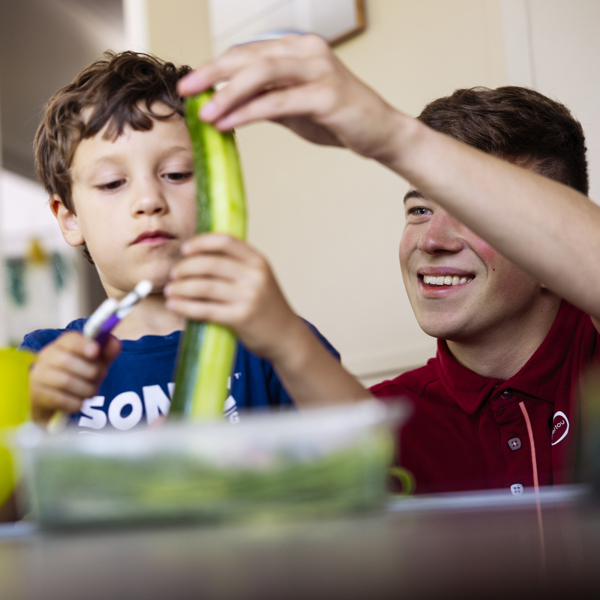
[551,411,569,446]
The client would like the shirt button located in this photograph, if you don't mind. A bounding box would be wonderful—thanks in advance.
[500,389,513,399]
[508,437,522,450]
[511,484,524,496]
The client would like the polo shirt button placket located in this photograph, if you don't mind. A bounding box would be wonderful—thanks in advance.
[500,390,523,496]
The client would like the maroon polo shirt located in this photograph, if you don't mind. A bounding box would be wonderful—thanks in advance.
[371,301,599,495]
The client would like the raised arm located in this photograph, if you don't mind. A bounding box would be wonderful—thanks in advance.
[179,34,600,327]
[391,122,600,328]
[177,34,399,160]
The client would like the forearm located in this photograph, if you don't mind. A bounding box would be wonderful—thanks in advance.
[382,114,600,321]
[268,317,373,409]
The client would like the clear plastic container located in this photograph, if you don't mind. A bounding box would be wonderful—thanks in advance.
[14,400,405,527]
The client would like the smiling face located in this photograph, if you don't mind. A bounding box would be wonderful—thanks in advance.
[399,188,548,343]
[53,106,197,298]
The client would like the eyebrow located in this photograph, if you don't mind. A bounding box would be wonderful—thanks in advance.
[403,189,425,204]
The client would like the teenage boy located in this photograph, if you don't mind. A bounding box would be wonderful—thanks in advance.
[371,87,594,493]
[23,50,369,431]
[178,34,600,494]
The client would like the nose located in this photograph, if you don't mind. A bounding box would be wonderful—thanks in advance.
[131,176,168,217]
[417,209,466,255]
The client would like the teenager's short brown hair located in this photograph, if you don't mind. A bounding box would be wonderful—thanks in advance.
[34,51,192,260]
[418,86,589,195]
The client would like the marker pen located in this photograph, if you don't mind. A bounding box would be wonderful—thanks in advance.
[48,280,153,433]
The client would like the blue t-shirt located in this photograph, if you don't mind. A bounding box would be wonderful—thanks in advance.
[21,319,339,432]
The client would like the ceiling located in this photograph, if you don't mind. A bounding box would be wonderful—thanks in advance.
[0,0,124,180]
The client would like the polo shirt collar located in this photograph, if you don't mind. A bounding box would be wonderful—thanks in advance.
[436,300,578,415]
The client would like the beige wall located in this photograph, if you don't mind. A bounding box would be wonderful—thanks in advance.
[146,0,509,384]
[147,0,212,66]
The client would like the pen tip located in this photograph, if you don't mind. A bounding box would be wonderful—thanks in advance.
[134,279,153,299]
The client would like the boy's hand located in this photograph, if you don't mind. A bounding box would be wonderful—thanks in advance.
[166,233,372,408]
[29,332,121,425]
[165,234,299,362]
[177,34,403,164]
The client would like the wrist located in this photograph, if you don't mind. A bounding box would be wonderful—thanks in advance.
[266,316,316,376]
[369,107,426,175]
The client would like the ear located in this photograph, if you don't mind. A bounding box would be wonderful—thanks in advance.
[50,195,85,247]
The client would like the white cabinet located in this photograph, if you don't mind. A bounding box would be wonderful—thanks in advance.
[208,0,365,55]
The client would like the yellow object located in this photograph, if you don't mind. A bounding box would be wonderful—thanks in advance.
[0,348,35,506]
[389,466,416,495]
[26,237,49,265]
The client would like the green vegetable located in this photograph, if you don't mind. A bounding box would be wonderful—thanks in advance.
[169,92,246,420]
[28,432,392,526]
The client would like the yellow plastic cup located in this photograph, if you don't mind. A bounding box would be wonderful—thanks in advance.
[0,348,35,506]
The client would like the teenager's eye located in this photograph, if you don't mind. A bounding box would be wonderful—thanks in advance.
[407,206,432,217]
[164,172,193,182]
[98,180,125,191]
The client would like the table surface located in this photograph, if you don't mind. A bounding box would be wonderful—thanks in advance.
[1,485,599,600]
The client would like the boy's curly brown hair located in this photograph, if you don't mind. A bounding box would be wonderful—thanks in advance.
[34,51,192,262]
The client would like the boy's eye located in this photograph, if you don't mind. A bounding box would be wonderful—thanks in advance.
[98,179,125,191]
[164,172,193,182]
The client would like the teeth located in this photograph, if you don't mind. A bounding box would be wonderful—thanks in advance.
[422,275,473,286]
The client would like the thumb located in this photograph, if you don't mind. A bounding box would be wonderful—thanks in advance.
[101,335,122,363]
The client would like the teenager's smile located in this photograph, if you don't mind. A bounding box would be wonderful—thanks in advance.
[418,268,475,294]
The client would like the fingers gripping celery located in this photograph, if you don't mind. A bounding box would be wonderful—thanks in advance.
[169,92,246,420]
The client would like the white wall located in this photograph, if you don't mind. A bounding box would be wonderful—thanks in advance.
[0,171,68,258]
[0,90,6,346]
[501,0,600,203]
[0,170,83,344]
[524,0,599,202]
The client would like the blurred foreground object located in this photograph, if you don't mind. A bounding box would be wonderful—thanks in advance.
[580,367,600,494]
[0,348,35,506]
[15,400,405,527]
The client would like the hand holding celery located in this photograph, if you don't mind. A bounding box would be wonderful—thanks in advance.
[177,34,394,159]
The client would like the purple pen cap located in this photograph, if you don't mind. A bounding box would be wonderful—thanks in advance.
[89,280,153,346]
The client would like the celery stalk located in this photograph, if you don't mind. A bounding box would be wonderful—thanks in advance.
[169,92,246,420]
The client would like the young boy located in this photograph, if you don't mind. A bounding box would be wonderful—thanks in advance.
[23,50,369,431]
[178,34,600,494]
